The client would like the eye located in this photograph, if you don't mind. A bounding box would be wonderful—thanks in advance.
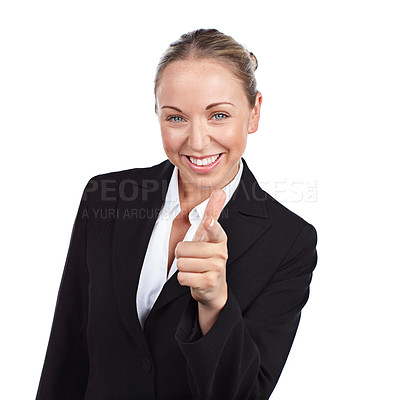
[166,115,185,123]
[212,113,229,120]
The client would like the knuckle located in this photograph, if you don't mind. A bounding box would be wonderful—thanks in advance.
[175,242,182,256]
[177,271,184,284]
[217,248,228,260]
[205,274,216,289]
[211,259,222,272]
[216,262,225,273]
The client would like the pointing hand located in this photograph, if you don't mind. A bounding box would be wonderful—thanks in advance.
[175,189,228,310]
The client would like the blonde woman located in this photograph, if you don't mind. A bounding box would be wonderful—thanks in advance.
[36,28,318,400]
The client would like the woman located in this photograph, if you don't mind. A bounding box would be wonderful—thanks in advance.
[36,28,318,400]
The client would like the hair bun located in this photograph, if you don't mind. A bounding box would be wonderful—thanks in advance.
[249,51,258,71]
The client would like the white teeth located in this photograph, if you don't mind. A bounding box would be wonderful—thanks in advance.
[189,154,221,166]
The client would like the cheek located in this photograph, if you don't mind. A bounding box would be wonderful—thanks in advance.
[161,129,183,153]
[220,124,247,148]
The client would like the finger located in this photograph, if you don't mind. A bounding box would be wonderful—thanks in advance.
[193,190,226,241]
[193,215,226,243]
[203,189,226,222]
[192,222,206,243]
[175,241,227,260]
[203,216,226,243]
[176,257,218,273]
[177,271,203,289]
[177,271,219,289]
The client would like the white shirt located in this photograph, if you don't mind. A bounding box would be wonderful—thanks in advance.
[136,158,244,329]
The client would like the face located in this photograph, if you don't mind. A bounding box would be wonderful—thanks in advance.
[155,58,262,199]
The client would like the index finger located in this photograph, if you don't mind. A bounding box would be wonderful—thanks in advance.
[192,189,227,242]
[203,189,226,222]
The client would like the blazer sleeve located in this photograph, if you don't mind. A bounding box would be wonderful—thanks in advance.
[175,222,318,400]
[36,178,94,400]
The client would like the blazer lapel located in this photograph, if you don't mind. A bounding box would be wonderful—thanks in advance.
[219,157,272,268]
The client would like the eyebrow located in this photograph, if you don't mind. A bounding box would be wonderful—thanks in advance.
[206,102,235,110]
[161,102,235,112]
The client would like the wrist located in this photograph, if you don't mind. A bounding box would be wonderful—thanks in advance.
[197,285,228,336]
[199,284,228,313]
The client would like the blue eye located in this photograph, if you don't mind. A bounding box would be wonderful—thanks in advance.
[212,113,228,120]
[167,116,184,123]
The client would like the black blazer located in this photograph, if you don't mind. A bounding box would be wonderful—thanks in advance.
[36,157,318,400]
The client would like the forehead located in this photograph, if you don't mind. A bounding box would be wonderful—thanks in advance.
[156,59,246,105]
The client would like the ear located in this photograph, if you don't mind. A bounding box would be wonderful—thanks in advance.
[248,91,262,134]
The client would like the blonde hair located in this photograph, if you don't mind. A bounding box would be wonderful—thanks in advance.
[154,28,258,112]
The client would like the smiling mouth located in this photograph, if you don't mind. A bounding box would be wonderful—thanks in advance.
[185,153,222,166]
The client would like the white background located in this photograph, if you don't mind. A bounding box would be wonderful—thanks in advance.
[1,1,399,398]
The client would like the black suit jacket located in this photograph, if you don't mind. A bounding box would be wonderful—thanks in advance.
[36,157,318,400]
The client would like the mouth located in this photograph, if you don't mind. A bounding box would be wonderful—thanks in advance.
[182,153,224,174]
[186,153,222,166]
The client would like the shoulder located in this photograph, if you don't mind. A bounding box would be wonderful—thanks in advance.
[79,159,173,207]
[84,159,172,192]
[88,159,171,185]
[242,158,316,240]
[241,157,317,252]
[261,191,318,264]
[266,190,315,230]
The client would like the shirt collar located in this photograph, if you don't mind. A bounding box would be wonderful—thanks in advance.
[161,158,244,224]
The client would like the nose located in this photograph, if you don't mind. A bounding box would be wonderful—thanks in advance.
[187,120,210,152]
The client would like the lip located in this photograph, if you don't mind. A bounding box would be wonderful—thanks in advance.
[184,153,221,160]
[182,153,224,174]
